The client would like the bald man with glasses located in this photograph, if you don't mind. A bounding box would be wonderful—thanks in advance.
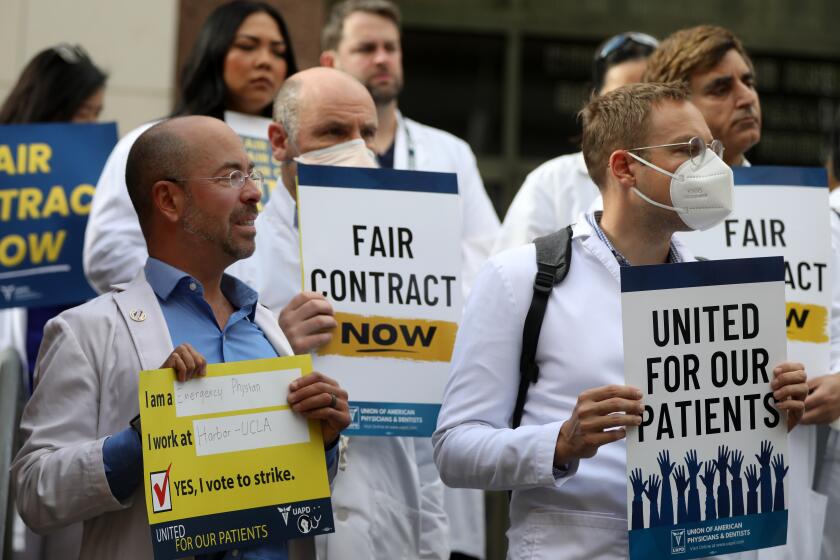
[12,116,351,560]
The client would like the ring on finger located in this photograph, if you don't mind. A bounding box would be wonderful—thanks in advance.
[329,393,337,409]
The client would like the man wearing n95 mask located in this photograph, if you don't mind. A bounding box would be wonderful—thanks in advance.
[229,66,450,560]
[432,82,809,560]
[624,134,732,231]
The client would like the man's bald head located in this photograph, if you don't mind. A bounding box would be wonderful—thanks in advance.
[125,116,240,238]
[272,67,375,148]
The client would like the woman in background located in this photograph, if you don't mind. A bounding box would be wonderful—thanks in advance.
[83,0,298,293]
[0,43,106,124]
[0,43,107,377]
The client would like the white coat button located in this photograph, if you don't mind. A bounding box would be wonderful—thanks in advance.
[336,507,349,521]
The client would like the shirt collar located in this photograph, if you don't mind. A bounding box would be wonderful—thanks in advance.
[144,257,260,319]
[584,211,682,267]
[145,258,190,301]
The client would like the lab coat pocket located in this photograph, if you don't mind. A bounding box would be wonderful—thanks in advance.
[371,487,421,560]
[518,510,627,560]
[317,480,375,560]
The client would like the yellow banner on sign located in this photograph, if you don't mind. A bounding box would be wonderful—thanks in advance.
[318,312,458,362]
[786,302,828,343]
[138,356,330,524]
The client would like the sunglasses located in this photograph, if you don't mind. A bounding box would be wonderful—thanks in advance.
[52,43,91,64]
[595,32,659,62]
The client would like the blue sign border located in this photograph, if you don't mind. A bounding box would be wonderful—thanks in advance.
[620,256,784,293]
[298,163,458,194]
[734,166,826,188]
[345,401,440,437]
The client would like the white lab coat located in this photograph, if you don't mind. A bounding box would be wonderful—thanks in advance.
[0,307,26,369]
[493,151,598,254]
[9,270,327,560]
[83,122,157,293]
[229,187,450,560]
[815,207,840,560]
[434,215,689,559]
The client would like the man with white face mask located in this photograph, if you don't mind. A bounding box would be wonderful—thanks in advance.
[229,66,450,560]
[433,82,810,560]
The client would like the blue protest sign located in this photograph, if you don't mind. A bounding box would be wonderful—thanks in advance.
[0,122,117,308]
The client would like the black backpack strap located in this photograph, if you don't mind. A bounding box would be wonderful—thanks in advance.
[512,225,573,429]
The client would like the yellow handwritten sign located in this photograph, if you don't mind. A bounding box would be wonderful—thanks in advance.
[139,356,334,558]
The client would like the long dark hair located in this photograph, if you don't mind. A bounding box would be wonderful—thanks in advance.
[0,44,107,124]
[173,0,298,119]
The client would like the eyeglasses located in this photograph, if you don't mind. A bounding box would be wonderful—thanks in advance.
[627,137,725,167]
[595,32,659,62]
[171,169,264,190]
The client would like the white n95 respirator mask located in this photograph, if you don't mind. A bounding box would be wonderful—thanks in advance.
[627,149,734,231]
[294,139,377,168]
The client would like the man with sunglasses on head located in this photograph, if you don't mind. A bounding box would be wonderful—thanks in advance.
[12,116,351,560]
[494,31,658,253]
[646,26,840,560]
[433,82,809,559]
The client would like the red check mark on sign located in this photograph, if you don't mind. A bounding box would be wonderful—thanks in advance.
[153,463,172,508]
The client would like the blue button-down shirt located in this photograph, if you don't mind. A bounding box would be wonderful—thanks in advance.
[145,258,278,363]
[103,259,336,560]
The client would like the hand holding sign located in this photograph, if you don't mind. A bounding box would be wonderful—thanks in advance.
[279,292,337,354]
[769,362,808,431]
[287,371,350,446]
[161,343,208,383]
[802,371,840,425]
[554,384,643,466]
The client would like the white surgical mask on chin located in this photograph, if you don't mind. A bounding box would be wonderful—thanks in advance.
[627,149,734,231]
[294,139,378,168]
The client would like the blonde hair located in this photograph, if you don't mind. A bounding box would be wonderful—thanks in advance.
[580,81,691,188]
[644,25,753,84]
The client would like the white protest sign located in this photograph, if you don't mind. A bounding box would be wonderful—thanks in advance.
[622,257,789,559]
[677,166,830,381]
[297,163,462,436]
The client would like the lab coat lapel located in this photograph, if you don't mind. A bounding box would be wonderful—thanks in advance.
[113,270,173,371]
[254,304,294,357]
[393,111,410,170]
